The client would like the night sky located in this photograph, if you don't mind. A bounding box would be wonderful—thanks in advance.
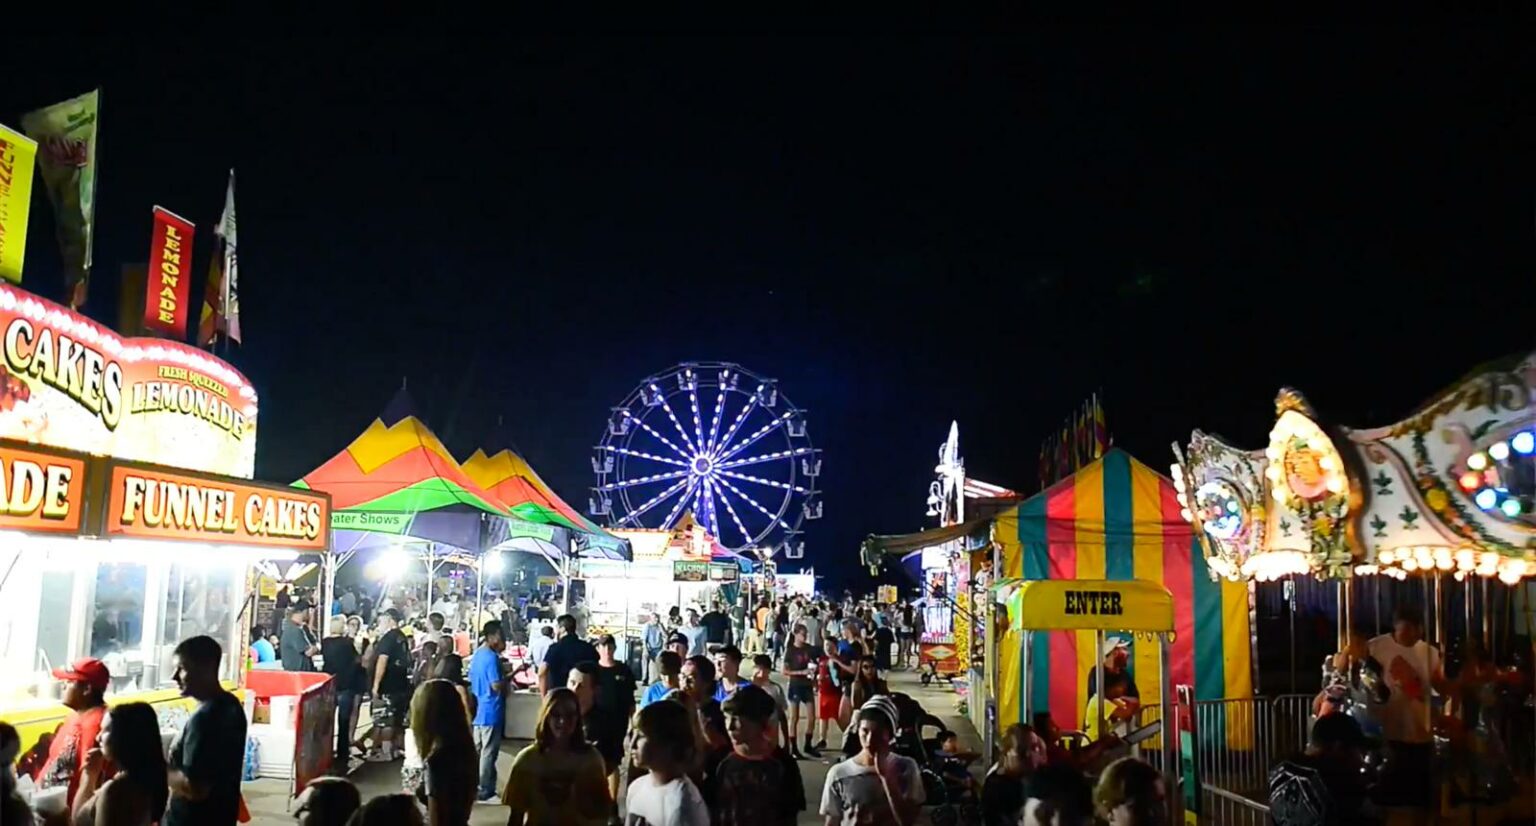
[3,31,1532,591]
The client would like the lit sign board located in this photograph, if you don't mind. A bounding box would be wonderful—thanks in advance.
[106,464,329,550]
[0,441,86,533]
[0,283,258,478]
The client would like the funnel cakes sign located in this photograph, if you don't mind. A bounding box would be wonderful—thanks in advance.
[107,464,329,550]
[0,282,256,478]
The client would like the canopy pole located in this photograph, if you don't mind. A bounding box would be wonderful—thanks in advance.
[1020,629,1031,725]
[1159,633,1175,826]
[1094,629,1106,741]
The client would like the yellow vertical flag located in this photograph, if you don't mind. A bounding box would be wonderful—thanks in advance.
[0,124,37,284]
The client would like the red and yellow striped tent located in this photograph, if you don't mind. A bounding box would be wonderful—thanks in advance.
[994,449,1253,735]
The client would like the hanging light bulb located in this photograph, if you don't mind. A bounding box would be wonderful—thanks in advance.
[1467,452,1489,471]
[1488,441,1510,462]
[1512,431,1535,455]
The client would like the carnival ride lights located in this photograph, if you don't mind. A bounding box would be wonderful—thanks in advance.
[592,362,821,554]
[1458,429,1535,524]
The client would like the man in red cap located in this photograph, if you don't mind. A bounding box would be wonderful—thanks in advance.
[34,657,112,807]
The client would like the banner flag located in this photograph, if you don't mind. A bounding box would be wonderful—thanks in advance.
[199,171,237,346]
[0,124,37,284]
[21,90,99,308]
[143,207,195,339]
[220,170,239,343]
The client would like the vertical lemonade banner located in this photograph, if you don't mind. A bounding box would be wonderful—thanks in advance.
[0,124,37,283]
[21,90,99,309]
[142,207,196,339]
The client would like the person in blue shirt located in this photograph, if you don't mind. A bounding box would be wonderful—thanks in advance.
[249,625,276,664]
[468,620,508,802]
[641,650,683,708]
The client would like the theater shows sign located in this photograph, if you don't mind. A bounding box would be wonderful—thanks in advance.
[0,282,257,478]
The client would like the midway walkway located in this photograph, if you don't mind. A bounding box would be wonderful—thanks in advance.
[244,665,984,825]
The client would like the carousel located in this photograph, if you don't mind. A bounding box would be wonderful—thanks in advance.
[1174,350,1536,816]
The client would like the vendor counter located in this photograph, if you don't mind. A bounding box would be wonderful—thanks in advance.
[1,680,244,760]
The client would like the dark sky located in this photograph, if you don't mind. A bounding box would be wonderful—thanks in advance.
[3,31,1532,591]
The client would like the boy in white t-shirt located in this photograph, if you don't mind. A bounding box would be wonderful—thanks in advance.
[820,697,924,826]
[1366,603,1447,819]
[627,699,709,826]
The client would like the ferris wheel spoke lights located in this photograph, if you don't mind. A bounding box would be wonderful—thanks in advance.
[716,411,795,463]
[600,444,689,467]
[616,477,692,526]
[713,389,760,459]
[622,411,694,462]
[595,362,818,552]
[717,468,810,494]
[651,386,701,456]
[658,477,700,531]
[714,474,791,531]
[716,447,815,470]
[714,481,755,544]
[596,468,691,491]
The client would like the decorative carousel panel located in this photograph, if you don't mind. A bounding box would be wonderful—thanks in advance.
[1173,430,1267,582]
[1261,390,1362,580]
[1344,351,1536,584]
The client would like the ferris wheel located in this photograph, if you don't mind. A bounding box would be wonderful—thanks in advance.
[590,362,822,556]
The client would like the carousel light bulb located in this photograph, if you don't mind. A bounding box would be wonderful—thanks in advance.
[1488,441,1510,462]
[1265,447,1282,462]
[1401,558,1419,572]
[1325,477,1345,494]
[1467,452,1489,471]
[1433,547,1453,562]
[1480,551,1502,568]
[1453,571,1466,582]
[1180,507,1194,522]
[1512,432,1535,455]
[1176,492,1188,507]
[1273,488,1287,502]
[1500,498,1522,518]
[1319,456,1336,472]
[1436,557,1454,571]
[1378,548,1396,564]
[1459,472,1482,491]
[1414,547,1433,563]
[1499,568,1522,585]
[1475,489,1498,510]
[1504,559,1529,578]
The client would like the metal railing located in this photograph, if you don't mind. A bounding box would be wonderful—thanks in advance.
[1186,694,1312,826]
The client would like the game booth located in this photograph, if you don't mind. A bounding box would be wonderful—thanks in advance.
[988,449,1255,782]
[0,283,336,809]
[1173,353,1536,821]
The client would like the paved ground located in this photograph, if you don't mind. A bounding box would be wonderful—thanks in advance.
[243,666,982,825]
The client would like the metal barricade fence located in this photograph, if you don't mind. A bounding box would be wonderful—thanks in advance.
[1187,694,1313,826]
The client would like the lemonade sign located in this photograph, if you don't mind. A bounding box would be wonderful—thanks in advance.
[0,283,257,477]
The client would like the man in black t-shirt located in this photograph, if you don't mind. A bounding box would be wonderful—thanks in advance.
[166,635,246,826]
[700,600,733,646]
[539,614,597,694]
[367,609,413,762]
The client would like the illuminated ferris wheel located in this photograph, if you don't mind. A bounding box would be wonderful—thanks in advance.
[590,362,821,556]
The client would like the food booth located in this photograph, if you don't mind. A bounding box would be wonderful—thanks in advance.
[585,515,748,651]
[0,282,332,766]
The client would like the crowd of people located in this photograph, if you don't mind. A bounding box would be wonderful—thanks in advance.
[0,589,1192,826]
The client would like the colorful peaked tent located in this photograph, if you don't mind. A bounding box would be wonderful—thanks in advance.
[298,389,523,553]
[463,447,629,560]
[993,449,1253,738]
